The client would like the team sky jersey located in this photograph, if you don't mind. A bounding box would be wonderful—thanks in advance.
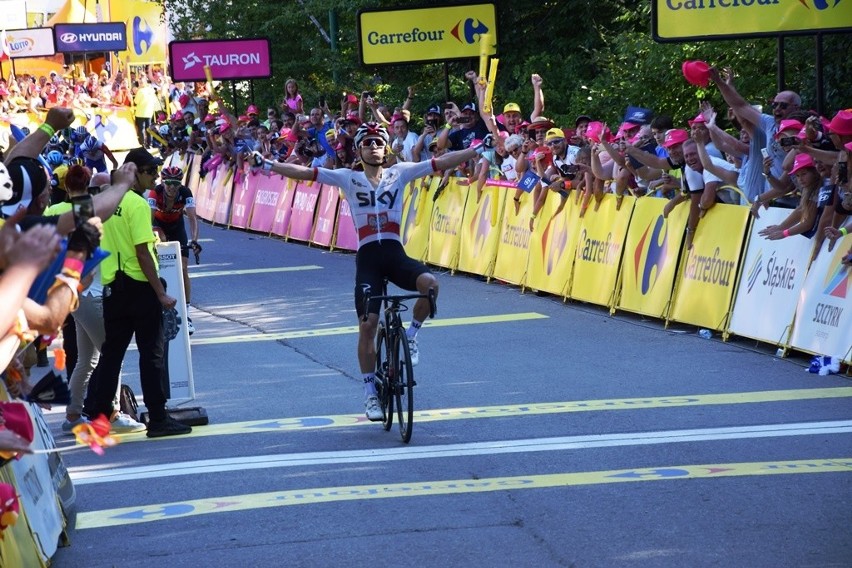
[315,159,436,248]
[147,184,196,224]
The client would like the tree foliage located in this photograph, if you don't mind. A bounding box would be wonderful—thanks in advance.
[155,0,851,127]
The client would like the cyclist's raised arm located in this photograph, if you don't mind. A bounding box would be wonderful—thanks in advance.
[254,152,316,181]
[432,138,490,172]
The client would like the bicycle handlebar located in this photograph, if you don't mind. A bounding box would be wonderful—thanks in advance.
[361,288,437,322]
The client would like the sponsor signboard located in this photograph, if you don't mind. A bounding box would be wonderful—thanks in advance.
[54,22,127,53]
[169,38,272,82]
[653,0,852,41]
[7,27,56,59]
[358,3,497,65]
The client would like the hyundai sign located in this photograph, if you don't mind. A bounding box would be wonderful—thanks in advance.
[54,22,127,53]
[169,38,272,82]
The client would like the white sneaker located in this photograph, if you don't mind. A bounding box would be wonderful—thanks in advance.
[111,412,147,434]
[407,337,419,366]
[186,317,195,336]
[364,396,383,421]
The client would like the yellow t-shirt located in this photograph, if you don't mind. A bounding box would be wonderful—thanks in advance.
[44,202,71,216]
[100,191,157,285]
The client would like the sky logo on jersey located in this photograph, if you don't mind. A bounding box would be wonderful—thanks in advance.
[450,18,489,44]
[633,215,668,295]
[745,249,763,294]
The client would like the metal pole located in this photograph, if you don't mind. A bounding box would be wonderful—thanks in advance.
[776,36,785,93]
[329,10,339,85]
[443,62,450,104]
[231,81,238,112]
[249,80,255,107]
[815,33,824,115]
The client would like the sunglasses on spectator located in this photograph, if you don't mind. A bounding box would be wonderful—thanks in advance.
[771,101,790,110]
[359,139,386,148]
[546,140,564,147]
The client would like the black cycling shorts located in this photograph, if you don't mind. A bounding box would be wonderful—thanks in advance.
[155,220,189,257]
[354,240,431,317]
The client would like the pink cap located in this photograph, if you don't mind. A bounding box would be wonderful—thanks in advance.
[346,94,358,104]
[238,114,250,123]
[218,122,231,134]
[662,129,689,148]
[585,121,613,144]
[774,119,805,139]
[246,104,259,115]
[203,114,216,123]
[796,127,808,141]
[828,109,852,136]
[688,114,707,127]
[172,110,184,120]
[845,141,852,153]
[788,153,816,175]
[682,60,711,88]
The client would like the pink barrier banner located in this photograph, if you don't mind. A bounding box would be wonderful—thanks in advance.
[311,185,340,247]
[287,182,321,242]
[194,165,217,221]
[212,165,235,225]
[270,179,297,237]
[229,169,258,229]
[249,174,290,234]
[335,197,358,251]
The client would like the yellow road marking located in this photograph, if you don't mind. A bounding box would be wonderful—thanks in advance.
[189,312,549,345]
[76,457,852,529]
[189,265,322,278]
[113,387,852,443]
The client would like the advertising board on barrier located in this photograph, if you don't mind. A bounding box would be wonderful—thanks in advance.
[789,236,852,362]
[54,22,127,53]
[427,180,468,269]
[312,185,340,247]
[358,3,497,65]
[525,191,580,296]
[653,0,852,41]
[458,182,504,277]
[401,177,435,261]
[169,38,272,82]
[334,197,358,251]
[728,208,812,345]
[156,242,195,403]
[8,28,56,58]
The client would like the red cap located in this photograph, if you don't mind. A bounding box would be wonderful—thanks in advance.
[682,60,711,88]
[774,119,805,139]
[688,114,707,127]
[662,129,689,148]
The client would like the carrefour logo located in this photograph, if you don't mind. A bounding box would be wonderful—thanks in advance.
[450,18,489,44]
[797,0,843,8]
[633,215,668,295]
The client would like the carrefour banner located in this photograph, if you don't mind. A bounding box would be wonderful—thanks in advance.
[526,192,581,297]
[653,0,852,42]
[570,194,634,307]
[427,179,468,270]
[789,235,852,363]
[618,197,688,318]
[493,191,533,286]
[458,181,504,277]
[358,3,497,65]
[729,208,813,344]
[110,0,168,64]
[402,177,435,261]
[669,204,750,330]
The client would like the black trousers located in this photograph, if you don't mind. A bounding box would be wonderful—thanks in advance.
[85,275,167,422]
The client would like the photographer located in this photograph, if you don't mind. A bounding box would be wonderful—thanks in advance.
[413,105,443,162]
[436,101,491,152]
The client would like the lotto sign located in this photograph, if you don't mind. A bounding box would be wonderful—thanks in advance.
[653,0,852,41]
[7,28,55,58]
[358,3,497,65]
[169,38,272,82]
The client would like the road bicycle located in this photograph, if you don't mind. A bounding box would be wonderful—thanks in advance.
[363,282,436,443]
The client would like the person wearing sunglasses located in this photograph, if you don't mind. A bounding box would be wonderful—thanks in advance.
[251,122,494,421]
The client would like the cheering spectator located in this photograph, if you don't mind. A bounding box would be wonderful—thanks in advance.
[758,153,820,240]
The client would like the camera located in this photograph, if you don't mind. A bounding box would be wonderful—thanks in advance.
[426,119,438,129]
[779,136,799,148]
[558,163,579,178]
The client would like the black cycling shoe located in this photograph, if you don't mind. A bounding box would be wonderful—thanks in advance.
[146,416,192,438]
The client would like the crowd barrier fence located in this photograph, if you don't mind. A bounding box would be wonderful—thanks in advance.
[177,153,851,364]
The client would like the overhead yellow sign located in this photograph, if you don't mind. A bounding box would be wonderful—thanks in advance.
[358,3,497,65]
[654,0,852,41]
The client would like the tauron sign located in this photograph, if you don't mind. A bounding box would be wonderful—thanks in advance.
[168,38,272,82]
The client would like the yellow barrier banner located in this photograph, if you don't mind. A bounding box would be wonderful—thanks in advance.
[402,177,436,261]
[654,0,852,41]
[358,3,497,65]
[457,181,505,277]
[492,190,533,286]
[427,179,468,270]
[669,203,750,330]
[570,194,634,307]
[526,191,582,296]
[617,197,689,318]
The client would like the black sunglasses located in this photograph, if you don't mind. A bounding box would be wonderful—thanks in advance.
[771,101,790,110]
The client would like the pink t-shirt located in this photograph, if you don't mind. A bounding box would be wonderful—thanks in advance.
[284,94,302,113]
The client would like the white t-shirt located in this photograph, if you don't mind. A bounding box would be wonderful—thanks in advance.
[501,154,519,181]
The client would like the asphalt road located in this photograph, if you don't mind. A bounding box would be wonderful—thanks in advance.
[50,221,852,567]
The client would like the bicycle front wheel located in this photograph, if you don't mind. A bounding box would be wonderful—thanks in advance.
[394,331,415,443]
[375,324,393,431]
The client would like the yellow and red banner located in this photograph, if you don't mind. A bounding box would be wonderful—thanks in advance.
[401,177,435,262]
[109,0,166,64]
[492,189,533,286]
[526,191,582,297]
[457,181,505,277]
[427,179,468,270]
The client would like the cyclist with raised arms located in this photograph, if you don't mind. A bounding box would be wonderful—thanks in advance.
[253,122,493,420]
[147,166,201,334]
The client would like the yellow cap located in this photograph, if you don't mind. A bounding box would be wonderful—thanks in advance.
[544,127,565,142]
[503,102,521,114]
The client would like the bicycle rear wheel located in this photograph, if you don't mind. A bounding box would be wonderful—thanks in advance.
[394,331,415,443]
[375,324,393,431]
